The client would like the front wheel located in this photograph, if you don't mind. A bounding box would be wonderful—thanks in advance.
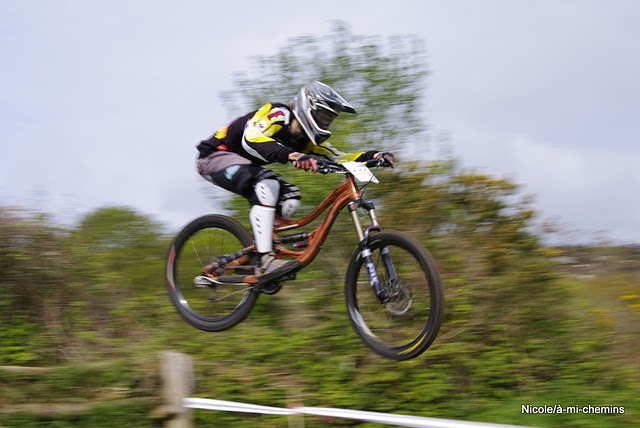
[166,215,259,331]
[345,231,444,360]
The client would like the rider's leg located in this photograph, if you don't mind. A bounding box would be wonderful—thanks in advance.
[251,177,299,275]
[197,157,298,275]
[249,175,303,250]
[250,177,304,275]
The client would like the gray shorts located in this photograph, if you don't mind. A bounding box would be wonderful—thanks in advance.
[196,152,301,213]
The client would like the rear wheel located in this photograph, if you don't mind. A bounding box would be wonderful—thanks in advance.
[166,215,258,331]
[345,231,444,360]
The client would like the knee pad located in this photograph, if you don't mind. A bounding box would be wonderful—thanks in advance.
[254,179,280,207]
[279,198,300,218]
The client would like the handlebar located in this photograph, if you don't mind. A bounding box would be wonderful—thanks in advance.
[315,158,343,175]
[315,157,390,175]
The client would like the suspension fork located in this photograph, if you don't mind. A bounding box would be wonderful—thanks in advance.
[349,200,397,303]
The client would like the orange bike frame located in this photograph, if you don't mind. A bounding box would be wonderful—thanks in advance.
[273,174,365,267]
[204,173,378,285]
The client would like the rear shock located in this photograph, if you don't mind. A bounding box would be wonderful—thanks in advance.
[278,232,309,249]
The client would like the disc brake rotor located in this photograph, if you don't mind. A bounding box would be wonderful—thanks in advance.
[384,278,413,316]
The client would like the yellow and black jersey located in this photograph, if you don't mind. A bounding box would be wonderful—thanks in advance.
[197,103,371,165]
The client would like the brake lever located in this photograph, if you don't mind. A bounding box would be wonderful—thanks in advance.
[316,158,342,174]
[365,158,384,168]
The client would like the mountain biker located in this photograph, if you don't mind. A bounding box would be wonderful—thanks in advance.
[196,81,395,276]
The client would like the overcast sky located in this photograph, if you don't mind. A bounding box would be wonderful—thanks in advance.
[2,1,639,244]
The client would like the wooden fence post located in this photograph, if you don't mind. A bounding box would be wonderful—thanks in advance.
[160,351,194,428]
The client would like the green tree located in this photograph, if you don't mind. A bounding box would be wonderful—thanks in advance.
[0,206,168,364]
[0,208,69,363]
[223,21,427,151]
[213,21,429,217]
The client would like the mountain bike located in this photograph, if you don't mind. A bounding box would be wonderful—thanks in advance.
[166,158,444,361]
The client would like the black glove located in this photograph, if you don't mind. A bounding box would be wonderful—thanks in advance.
[375,152,395,168]
[293,154,318,172]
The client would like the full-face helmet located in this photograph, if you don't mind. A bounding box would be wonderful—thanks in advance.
[291,81,356,145]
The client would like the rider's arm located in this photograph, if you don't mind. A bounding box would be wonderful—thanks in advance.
[242,103,295,164]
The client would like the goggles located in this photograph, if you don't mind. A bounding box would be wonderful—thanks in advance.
[311,107,338,130]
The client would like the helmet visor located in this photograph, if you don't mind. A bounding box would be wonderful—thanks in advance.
[311,107,338,130]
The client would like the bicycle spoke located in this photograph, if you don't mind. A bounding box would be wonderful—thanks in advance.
[190,239,205,267]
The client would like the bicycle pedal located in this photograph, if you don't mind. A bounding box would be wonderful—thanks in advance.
[194,275,216,289]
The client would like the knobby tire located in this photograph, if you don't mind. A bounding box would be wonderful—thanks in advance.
[345,231,444,360]
[165,215,258,331]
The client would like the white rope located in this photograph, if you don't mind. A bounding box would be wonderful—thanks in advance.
[183,397,529,428]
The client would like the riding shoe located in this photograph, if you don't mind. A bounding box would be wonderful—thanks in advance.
[255,253,290,276]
